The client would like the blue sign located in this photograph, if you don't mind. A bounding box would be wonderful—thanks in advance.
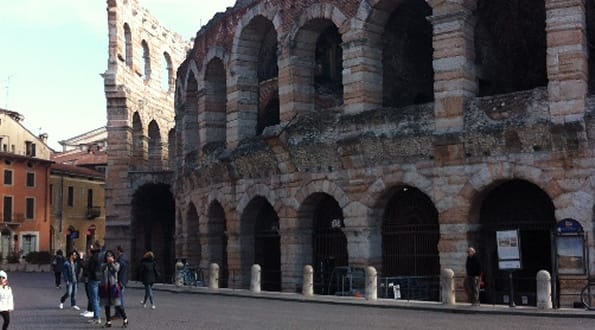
[70,231,79,239]
[555,218,583,234]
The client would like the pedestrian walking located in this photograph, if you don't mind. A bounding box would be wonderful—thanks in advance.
[86,244,102,325]
[0,271,13,330]
[464,247,482,306]
[100,250,128,328]
[138,251,159,309]
[113,245,128,319]
[78,247,94,318]
[51,250,65,289]
[58,250,80,310]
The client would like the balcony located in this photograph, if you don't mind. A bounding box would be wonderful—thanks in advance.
[86,207,101,219]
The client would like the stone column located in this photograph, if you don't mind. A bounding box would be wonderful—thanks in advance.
[209,263,220,289]
[303,265,314,297]
[536,270,553,309]
[441,268,456,305]
[427,0,477,133]
[365,266,377,301]
[546,0,588,123]
[250,264,261,293]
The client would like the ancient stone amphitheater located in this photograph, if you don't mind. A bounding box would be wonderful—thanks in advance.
[103,0,595,306]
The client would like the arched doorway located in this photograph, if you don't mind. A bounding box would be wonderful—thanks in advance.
[310,193,348,295]
[207,201,228,288]
[131,183,175,283]
[240,197,281,291]
[477,179,555,305]
[382,185,440,300]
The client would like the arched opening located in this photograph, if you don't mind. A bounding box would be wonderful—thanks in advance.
[382,185,440,300]
[587,0,595,94]
[256,94,279,135]
[203,58,227,147]
[240,197,281,291]
[148,120,163,170]
[313,21,343,109]
[141,40,151,80]
[131,183,175,283]
[185,203,200,267]
[162,52,173,92]
[183,73,199,161]
[123,23,132,67]
[476,179,555,306]
[475,0,547,96]
[131,112,146,170]
[167,128,175,170]
[207,201,228,288]
[308,193,347,295]
[382,0,433,107]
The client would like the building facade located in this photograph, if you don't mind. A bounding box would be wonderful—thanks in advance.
[0,109,53,261]
[104,0,595,306]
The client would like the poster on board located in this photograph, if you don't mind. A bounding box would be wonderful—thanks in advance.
[497,229,521,270]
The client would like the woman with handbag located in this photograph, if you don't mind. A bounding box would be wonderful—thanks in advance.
[100,250,128,328]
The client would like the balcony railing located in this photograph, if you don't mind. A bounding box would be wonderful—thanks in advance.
[86,207,101,219]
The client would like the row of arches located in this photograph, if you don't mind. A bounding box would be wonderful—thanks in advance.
[120,22,174,91]
[154,178,556,304]
[177,0,595,155]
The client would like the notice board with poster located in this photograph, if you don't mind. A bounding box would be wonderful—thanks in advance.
[497,229,522,270]
[555,218,586,275]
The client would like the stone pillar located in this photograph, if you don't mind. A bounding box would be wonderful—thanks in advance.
[427,0,477,132]
[546,0,588,123]
[365,266,377,301]
[250,264,261,293]
[536,270,553,309]
[441,268,456,305]
[303,265,314,297]
[209,263,220,289]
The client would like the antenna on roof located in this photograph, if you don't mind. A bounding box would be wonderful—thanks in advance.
[3,74,15,108]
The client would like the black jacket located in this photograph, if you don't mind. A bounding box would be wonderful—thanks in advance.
[466,254,481,277]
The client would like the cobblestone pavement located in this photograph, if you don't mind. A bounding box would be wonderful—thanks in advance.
[6,272,595,330]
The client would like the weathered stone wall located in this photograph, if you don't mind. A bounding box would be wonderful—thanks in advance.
[104,0,595,305]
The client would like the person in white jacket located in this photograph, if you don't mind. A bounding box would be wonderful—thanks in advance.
[0,270,14,329]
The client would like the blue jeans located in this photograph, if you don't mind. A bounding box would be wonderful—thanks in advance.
[89,280,101,319]
[143,283,154,305]
[60,281,78,306]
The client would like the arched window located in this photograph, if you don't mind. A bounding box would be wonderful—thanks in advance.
[123,23,132,67]
[141,40,151,80]
[162,52,173,91]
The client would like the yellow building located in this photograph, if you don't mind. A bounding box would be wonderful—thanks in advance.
[50,163,105,254]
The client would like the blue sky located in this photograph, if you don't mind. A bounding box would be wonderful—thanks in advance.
[0,0,235,150]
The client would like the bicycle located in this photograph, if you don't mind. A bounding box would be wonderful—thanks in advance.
[580,279,595,310]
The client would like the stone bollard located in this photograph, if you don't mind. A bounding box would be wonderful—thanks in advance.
[209,263,219,289]
[365,266,377,301]
[536,270,552,309]
[250,264,261,293]
[175,259,184,287]
[441,268,456,305]
[303,265,314,297]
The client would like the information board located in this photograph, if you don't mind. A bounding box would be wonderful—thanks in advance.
[497,229,521,270]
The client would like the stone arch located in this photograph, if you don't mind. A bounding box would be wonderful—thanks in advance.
[147,120,164,170]
[474,0,547,96]
[131,183,175,282]
[131,112,146,169]
[229,11,281,142]
[202,57,227,149]
[123,22,132,67]
[239,196,281,291]
[470,179,556,306]
[206,199,229,288]
[184,202,201,267]
[141,39,151,80]
[296,192,348,295]
[162,51,173,92]
[379,0,433,107]
[181,71,200,162]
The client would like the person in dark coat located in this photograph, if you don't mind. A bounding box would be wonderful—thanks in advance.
[464,247,482,305]
[52,250,66,289]
[113,246,128,319]
[100,250,127,328]
[138,251,159,309]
